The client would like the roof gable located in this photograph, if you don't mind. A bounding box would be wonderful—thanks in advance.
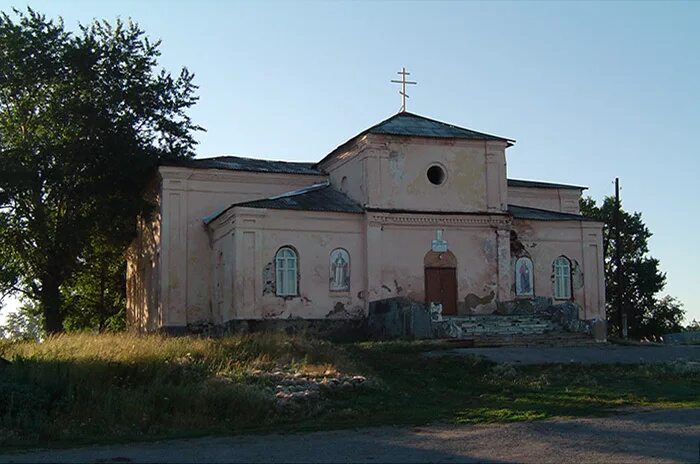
[317,112,513,168]
[368,112,513,142]
[204,182,363,225]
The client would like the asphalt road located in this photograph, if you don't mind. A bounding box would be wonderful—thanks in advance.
[425,344,700,365]
[2,408,699,463]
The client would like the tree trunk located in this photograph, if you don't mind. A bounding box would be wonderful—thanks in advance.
[41,275,64,334]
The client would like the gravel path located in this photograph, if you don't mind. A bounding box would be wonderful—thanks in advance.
[2,408,699,463]
[426,344,700,365]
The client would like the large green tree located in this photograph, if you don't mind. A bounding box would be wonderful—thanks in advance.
[0,9,201,333]
[580,196,684,338]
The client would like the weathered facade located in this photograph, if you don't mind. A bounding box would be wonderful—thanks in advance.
[126,112,605,334]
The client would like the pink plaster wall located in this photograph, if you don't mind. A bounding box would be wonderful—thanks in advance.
[509,186,583,214]
[322,135,509,213]
[156,166,327,327]
[126,187,161,332]
[511,219,605,320]
[128,123,605,330]
[364,136,508,212]
[362,212,512,314]
[209,208,365,321]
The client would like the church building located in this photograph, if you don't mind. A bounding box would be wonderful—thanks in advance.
[126,111,606,335]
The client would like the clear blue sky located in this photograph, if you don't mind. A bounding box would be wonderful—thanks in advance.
[2,1,699,322]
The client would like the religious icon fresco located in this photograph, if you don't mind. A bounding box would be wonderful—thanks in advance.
[330,248,350,291]
[515,256,534,297]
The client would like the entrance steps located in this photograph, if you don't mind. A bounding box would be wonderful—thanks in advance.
[441,314,595,347]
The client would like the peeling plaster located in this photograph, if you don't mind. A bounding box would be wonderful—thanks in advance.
[483,238,496,260]
[463,290,496,312]
[262,262,275,295]
[572,259,584,290]
[509,231,528,258]
[326,301,347,318]
[388,150,405,183]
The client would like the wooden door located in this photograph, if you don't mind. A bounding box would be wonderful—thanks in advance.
[425,267,457,315]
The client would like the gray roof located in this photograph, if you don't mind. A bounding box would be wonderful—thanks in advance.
[204,183,363,224]
[165,155,324,176]
[508,179,587,190]
[317,112,514,166]
[508,204,596,222]
[366,112,513,143]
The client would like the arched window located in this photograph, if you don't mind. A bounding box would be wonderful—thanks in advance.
[553,256,572,299]
[515,257,534,297]
[275,247,298,296]
[329,248,350,291]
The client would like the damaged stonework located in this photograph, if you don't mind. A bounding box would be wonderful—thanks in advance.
[365,296,603,341]
[367,297,432,339]
[169,317,368,341]
[497,296,554,315]
[459,291,496,315]
[509,230,528,257]
[571,260,584,290]
[262,261,275,295]
[325,302,364,319]
[537,301,592,334]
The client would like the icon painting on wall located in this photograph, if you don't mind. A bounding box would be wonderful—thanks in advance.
[515,256,534,297]
[330,248,350,291]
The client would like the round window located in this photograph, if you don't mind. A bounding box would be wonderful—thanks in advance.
[427,165,446,185]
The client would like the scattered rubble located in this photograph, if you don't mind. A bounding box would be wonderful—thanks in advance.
[258,370,367,409]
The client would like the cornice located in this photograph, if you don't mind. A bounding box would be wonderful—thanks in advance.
[366,212,512,228]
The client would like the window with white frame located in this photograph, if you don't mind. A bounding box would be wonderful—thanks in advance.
[553,256,571,299]
[275,247,298,296]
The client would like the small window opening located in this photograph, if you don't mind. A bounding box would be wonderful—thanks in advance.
[427,165,446,185]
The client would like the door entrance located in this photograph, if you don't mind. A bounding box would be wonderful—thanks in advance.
[424,267,457,316]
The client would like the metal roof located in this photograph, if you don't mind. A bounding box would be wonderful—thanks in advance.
[508,204,597,222]
[164,155,325,176]
[204,182,363,224]
[508,179,587,190]
[367,112,513,143]
[316,112,514,167]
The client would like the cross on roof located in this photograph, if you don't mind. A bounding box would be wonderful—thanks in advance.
[390,67,417,113]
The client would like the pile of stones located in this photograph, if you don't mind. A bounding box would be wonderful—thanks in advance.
[261,370,367,409]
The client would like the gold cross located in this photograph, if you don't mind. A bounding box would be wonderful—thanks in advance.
[391,67,417,112]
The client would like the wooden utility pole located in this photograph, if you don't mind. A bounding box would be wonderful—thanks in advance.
[613,177,626,338]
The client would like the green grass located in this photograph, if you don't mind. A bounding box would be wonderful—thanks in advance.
[0,333,698,449]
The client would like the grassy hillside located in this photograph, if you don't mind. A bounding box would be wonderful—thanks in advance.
[1,333,698,449]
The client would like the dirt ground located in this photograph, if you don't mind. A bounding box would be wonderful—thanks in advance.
[425,344,700,365]
[1,408,698,463]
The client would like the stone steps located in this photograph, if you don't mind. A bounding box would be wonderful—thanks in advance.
[435,314,596,347]
[449,315,563,337]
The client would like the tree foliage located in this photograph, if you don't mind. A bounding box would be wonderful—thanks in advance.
[0,301,44,341]
[0,9,201,333]
[580,196,684,338]
[62,235,126,332]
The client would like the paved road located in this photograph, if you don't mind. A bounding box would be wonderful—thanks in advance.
[2,408,699,463]
[426,344,700,365]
